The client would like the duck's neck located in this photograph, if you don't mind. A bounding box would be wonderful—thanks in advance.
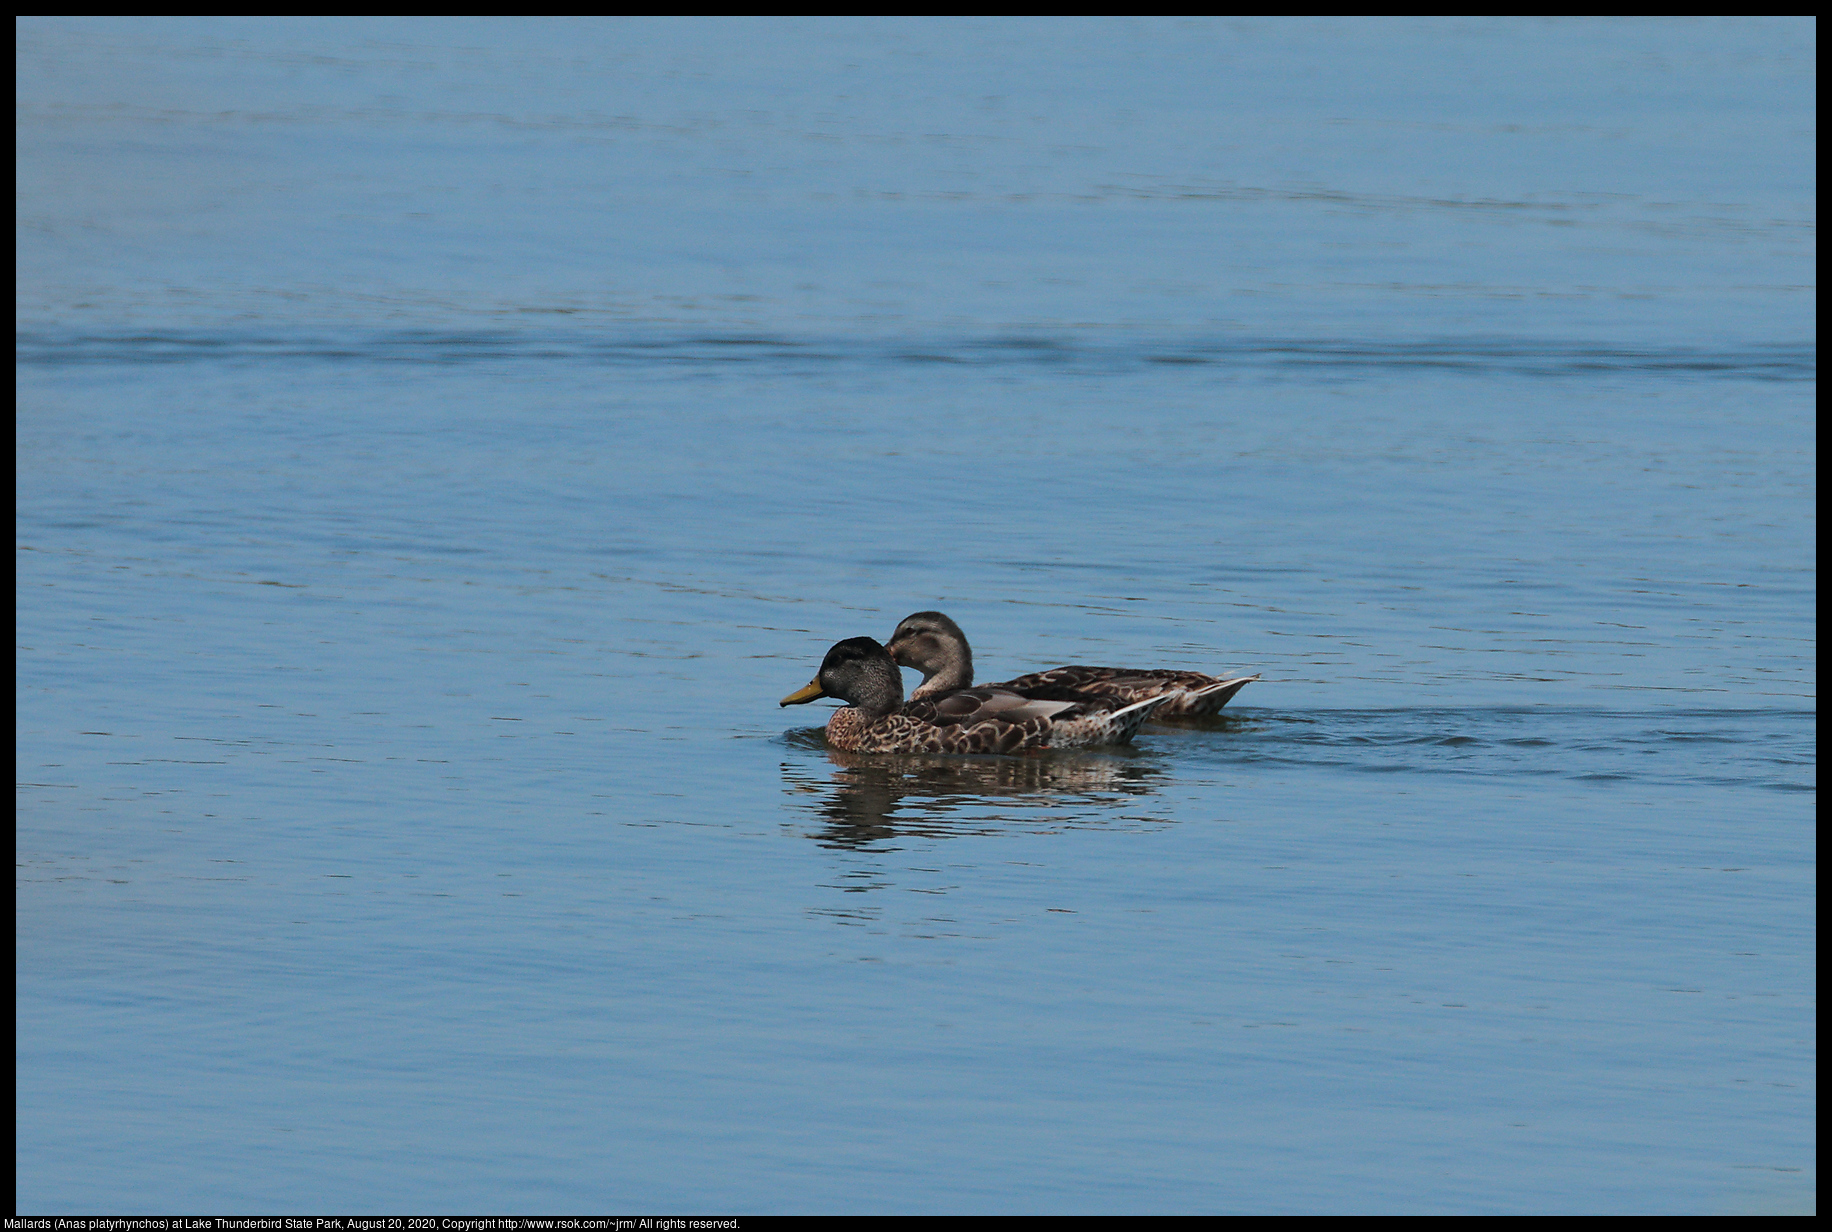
[910,643,973,699]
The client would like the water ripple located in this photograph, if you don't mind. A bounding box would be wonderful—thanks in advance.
[15,329,1816,381]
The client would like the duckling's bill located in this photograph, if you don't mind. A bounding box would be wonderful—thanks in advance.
[780,678,827,706]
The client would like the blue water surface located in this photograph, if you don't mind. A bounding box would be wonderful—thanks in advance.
[16,17,1815,1215]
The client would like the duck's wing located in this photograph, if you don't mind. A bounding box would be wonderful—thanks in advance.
[1041,692,1170,745]
[913,686,1085,726]
[994,666,1259,717]
[904,686,1169,749]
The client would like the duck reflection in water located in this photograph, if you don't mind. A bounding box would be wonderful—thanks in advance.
[780,733,1167,849]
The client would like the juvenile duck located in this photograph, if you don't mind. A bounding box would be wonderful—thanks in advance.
[885,611,1258,717]
[780,636,1168,753]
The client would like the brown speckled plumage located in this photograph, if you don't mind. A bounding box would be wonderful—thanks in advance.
[782,636,1166,753]
[825,704,1053,753]
[885,611,1258,717]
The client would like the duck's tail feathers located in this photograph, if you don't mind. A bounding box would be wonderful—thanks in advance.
[1107,693,1173,740]
[1116,693,1172,718]
[1170,673,1260,716]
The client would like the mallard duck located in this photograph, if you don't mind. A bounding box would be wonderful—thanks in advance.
[780,636,1169,753]
[885,611,1258,717]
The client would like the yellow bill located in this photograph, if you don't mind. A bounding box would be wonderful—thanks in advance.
[779,678,827,706]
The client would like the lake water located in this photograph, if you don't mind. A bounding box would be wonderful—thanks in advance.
[15,17,1815,1215]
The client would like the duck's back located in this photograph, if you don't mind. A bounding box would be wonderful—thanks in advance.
[994,666,1258,717]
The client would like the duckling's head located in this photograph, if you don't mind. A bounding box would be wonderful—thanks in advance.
[884,610,972,688]
[780,637,904,717]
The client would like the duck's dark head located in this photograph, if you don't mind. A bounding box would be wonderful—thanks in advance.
[780,636,904,717]
[884,610,972,694]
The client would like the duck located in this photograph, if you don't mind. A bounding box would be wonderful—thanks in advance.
[780,636,1169,753]
[884,611,1258,717]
